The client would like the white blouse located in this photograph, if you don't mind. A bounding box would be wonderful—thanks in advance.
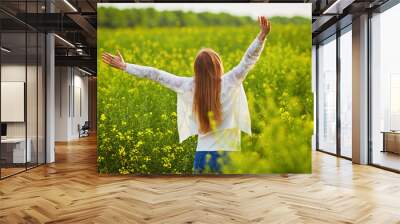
[125,36,265,151]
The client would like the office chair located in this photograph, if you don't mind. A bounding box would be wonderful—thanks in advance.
[79,121,90,138]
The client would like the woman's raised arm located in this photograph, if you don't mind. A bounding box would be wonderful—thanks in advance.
[224,16,271,85]
[102,51,188,93]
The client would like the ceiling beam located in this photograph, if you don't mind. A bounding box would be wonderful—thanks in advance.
[323,0,356,14]
[67,13,96,37]
[55,55,96,73]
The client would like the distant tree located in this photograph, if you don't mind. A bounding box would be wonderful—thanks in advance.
[98,7,309,28]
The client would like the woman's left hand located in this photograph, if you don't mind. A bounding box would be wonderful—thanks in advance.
[102,50,126,70]
[258,16,271,41]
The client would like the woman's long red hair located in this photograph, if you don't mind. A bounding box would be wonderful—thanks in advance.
[193,48,223,134]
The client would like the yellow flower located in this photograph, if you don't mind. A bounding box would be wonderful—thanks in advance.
[119,147,126,157]
[100,114,106,121]
[162,157,171,168]
[145,128,153,135]
[136,140,144,148]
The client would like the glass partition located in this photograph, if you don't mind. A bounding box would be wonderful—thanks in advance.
[339,27,352,158]
[317,35,337,154]
[0,1,46,179]
[38,32,45,165]
[1,30,28,177]
[27,30,38,169]
[371,3,400,171]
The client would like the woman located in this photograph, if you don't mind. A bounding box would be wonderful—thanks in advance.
[102,16,271,174]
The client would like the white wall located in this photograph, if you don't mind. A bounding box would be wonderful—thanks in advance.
[54,67,89,141]
[1,65,26,139]
[1,65,36,138]
[1,65,25,81]
[72,73,89,138]
[55,66,70,141]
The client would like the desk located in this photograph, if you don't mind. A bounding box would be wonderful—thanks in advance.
[1,138,31,163]
[381,131,400,154]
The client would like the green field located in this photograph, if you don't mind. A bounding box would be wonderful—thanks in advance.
[97,22,312,174]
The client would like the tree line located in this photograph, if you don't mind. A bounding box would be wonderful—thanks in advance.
[98,7,309,28]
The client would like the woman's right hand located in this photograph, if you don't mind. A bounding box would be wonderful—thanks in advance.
[102,50,127,70]
[258,16,271,41]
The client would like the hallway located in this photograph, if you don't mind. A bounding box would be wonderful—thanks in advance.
[0,135,400,223]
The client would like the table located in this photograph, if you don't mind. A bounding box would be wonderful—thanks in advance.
[381,131,400,154]
[1,138,31,164]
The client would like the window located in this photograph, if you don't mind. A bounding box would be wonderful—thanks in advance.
[371,3,400,171]
[339,27,352,158]
[317,35,337,154]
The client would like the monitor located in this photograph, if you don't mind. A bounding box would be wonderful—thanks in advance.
[1,123,7,137]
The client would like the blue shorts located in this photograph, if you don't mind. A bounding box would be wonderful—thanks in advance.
[193,151,229,174]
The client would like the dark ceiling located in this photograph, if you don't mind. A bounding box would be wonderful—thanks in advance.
[0,0,97,74]
[310,0,391,43]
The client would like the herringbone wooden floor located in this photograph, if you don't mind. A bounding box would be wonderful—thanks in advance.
[1,135,400,224]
